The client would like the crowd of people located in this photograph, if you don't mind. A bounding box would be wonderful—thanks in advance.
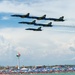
[0,65,75,74]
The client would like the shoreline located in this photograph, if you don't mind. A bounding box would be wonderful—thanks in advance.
[0,71,75,75]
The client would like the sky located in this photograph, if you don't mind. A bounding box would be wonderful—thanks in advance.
[0,0,75,66]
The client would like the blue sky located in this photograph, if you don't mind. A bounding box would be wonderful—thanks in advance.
[0,0,75,66]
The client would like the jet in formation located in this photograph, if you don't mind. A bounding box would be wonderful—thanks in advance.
[11,13,65,22]
[28,15,46,20]
[11,13,30,18]
[19,20,52,27]
[25,27,42,31]
[44,16,65,21]
[19,20,36,24]
[34,22,52,27]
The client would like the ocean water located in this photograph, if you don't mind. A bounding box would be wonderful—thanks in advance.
[31,72,75,75]
[14,72,75,75]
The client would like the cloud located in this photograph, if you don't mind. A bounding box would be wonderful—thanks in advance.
[0,35,17,66]
[0,0,74,16]
[71,57,75,60]
[1,16,9,20]
[0,27,75,65]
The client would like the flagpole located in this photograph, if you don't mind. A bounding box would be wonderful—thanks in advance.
[16,53,21,70]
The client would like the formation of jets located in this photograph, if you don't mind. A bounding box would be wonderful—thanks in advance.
[19,20,52,27]
[11,13,65,31]
[11,13,65,22]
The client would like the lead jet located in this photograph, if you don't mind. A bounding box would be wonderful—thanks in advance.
[11,13,30,18]
[25,27,42,31]
[19,20,36,24]
[34,22,52,27]
[28,14,46,20]
[44,16,65,21]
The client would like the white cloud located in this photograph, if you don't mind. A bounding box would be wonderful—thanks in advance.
[0,35,17,66]
[0,27,75,65]
[0,0,74,16]
[71,57,75,60]
[1,16,9,20]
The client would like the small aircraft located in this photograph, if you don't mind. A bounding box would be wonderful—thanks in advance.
[19,20,36,24]
[44,16,65,21]
[34,22,52,27]
[28,14,46,20]
[25,27,42,31]
[11,13,30,18]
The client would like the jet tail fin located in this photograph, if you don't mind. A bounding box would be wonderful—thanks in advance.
[32,20,36,24]
[43,14,46,18]
[48,22,52,25]
[26,13,30,16]
[38,27,42,30]
[24,13,30,17]
[41,14,46,18]
[47,22,52,27]
[59,16,64,19]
